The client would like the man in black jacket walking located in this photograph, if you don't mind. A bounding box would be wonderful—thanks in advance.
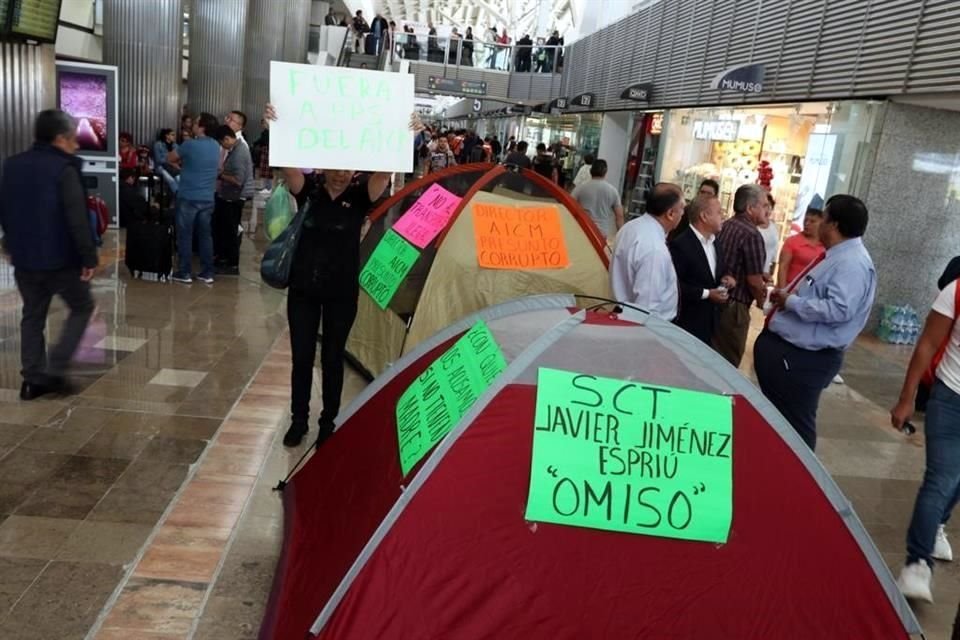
[669,194,735,346]
[0,110,98,400]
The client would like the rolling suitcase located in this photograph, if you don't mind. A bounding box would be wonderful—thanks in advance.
[125,218,173,281]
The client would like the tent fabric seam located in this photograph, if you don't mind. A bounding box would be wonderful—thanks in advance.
[308,310,588,636]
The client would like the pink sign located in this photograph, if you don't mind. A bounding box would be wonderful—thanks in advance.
[391,184,462,249]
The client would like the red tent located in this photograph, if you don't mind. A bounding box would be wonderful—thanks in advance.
[259,295,920,640]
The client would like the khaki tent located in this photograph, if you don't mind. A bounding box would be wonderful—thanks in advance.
[348,164,610,377]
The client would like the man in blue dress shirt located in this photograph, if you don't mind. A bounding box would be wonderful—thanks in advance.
[754,194,877,450]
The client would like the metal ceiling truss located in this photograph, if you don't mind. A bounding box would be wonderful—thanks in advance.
[374,0,574,36]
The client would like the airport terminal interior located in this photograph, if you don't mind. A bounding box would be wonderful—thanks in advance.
[1,0,960,638]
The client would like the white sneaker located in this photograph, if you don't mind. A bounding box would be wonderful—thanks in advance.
[933,525,953,562]
[897,562,934,603]
[832,374,845,384]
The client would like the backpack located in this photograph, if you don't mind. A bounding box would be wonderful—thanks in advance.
[87,195,109,236]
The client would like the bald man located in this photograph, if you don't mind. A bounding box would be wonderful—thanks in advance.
[610,183,685,320]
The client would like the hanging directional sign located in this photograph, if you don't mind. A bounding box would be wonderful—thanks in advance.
[620,83,653,102]
[427,76,488,96]
[472,99,482,112]
[569,93,596,108]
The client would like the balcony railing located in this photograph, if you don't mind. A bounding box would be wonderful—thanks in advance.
[383,34,564,73]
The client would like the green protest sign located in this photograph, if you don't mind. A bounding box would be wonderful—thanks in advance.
[525,368,733,543]
[359,229,420,310]
[396,321,508,477]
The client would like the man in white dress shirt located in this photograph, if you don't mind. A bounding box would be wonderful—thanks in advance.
[610,183,685,320]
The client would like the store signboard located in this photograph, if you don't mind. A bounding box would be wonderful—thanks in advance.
[693,119,740,142]
[620,83,653,102]
[649,112,664,135]
[709,63,765,94]
[548,96,569,110]
[570,93,596,108]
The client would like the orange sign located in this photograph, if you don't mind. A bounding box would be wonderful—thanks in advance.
[472,203,570,270]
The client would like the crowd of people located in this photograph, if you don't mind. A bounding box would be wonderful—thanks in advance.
[98,107,267,283]
[411,126,581,185]
[322,8,563,72]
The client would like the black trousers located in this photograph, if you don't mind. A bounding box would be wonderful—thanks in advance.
[287,288,358,425]
[15,268,95,384]
[753,329,843,450]
[213,195,243,267]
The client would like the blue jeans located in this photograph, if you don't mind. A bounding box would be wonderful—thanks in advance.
[906,380,960,567]
[176,198,214,277]
[158,167,178,194]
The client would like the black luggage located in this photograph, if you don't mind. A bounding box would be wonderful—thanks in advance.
[126,218,173,280]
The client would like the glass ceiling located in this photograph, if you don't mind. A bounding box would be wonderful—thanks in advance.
[374,0,576,39]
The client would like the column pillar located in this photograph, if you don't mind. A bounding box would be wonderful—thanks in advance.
[187,0,250,120]
[242,0,311,142]
[102,0,183,143]
[0,42,56,169]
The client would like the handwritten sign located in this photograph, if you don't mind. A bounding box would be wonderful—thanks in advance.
[525,368,733,543]
[395,321,507,476]
[359,230,420,310]
[472,203,570,270]
[268,61,414,172]
[392,184,462,248]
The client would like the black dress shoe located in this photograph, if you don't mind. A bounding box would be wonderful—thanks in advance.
[283,421,308,447]
[20,381,52,401]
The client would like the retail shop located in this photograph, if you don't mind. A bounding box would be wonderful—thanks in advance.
[621,110,663,216]
[656,100,882,230]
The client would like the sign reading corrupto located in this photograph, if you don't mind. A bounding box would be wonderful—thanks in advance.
[268,61,414,173]
[472,203,570,270]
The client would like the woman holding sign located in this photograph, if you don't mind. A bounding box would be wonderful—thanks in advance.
[264,105,423,448]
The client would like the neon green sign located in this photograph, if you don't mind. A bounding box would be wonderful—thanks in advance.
[395,321,508,476]
[525,368,733,543]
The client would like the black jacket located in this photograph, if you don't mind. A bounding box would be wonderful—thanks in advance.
[669,227,726,345]
[0,143,98,270]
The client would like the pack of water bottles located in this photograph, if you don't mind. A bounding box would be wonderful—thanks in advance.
[876,304,921,345]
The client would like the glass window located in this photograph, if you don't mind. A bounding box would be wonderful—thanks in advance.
[657,101,881,231]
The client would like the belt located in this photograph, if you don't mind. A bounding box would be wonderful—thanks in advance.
[760,328,842,355]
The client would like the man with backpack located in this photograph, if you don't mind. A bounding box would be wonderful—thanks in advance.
[0,110,98,400]
[891,257,960,602]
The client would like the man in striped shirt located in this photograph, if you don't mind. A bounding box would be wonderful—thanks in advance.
[713,184,770,367]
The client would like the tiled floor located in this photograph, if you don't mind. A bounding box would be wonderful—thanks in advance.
[0,231,288,639]
[0,228,955,638]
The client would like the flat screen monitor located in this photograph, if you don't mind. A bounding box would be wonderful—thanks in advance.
[4,0,62,44]
[56,62,118,160]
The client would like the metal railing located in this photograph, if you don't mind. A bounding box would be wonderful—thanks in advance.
[393,35,565,73]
